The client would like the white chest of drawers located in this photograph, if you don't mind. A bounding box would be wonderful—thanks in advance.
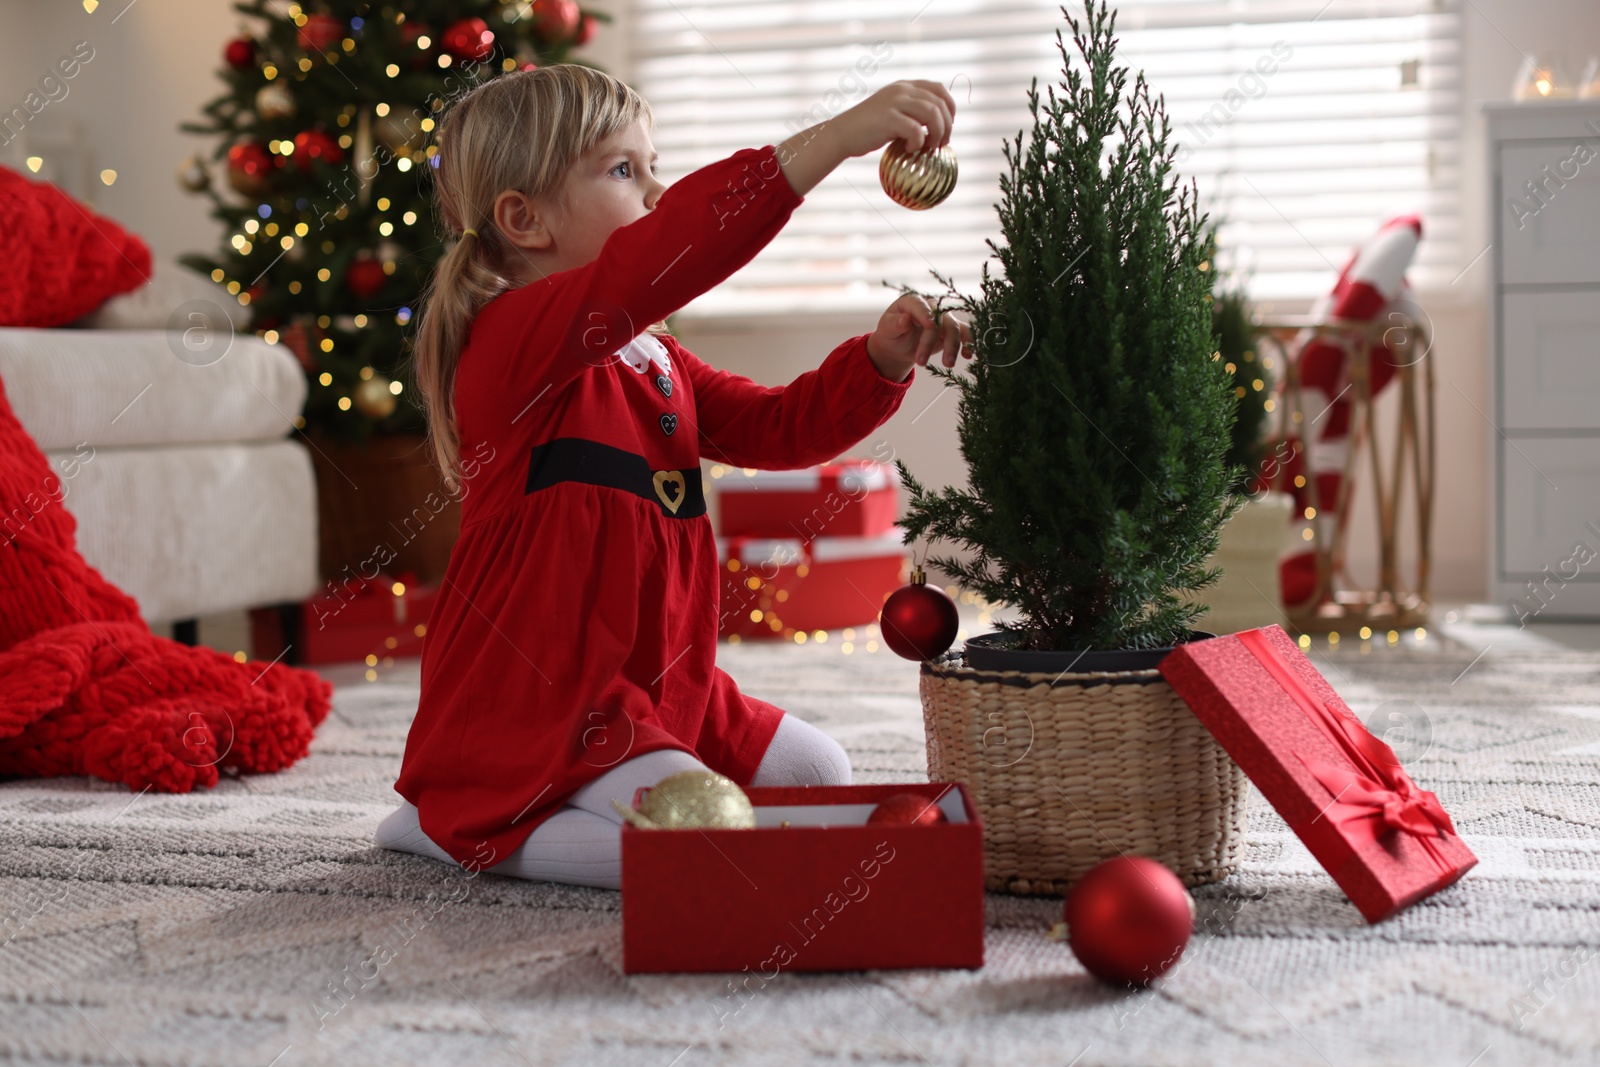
[1486,101,1600,621]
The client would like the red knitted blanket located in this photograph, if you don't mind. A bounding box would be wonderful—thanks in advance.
[0,372,331,792]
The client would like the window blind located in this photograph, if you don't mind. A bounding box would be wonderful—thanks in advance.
[630,0,1462,315]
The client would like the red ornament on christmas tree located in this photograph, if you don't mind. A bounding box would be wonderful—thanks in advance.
[297,14,344,52]
[574,12,598,46]
[866,793,948,827]
[291,129,343,173]
[223,37,256,70]
[1061,856,1194,986]
[531,0,581,42]
[879,564,959,661]
[226,141,277,196]
[345,257,387,299]
[399,21,434,68]
[442,17,495,60]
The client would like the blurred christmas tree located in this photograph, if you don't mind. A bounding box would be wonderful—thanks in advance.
[178,0,606,445]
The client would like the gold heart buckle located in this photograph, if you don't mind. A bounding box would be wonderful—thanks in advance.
[652,469,686,514]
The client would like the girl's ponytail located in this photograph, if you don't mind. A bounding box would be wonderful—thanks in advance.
[412,230,506,497]
[407,65,656,498]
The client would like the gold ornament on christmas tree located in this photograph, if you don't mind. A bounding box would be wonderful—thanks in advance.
[879,140,957,210]
[611,770,757,830]
[176,154,210,193]
[255,81,295,121]
[353,373,398,418]
[374,113,421,153]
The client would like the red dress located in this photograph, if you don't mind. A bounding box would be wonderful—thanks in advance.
[394,144,916,868]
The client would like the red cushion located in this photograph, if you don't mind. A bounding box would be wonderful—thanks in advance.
[0,164,153,328]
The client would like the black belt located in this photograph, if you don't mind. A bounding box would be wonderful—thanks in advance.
[524,437,705,519]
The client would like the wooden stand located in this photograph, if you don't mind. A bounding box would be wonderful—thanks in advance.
[1256,314,1436,635]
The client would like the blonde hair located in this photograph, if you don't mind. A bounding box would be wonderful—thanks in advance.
[409,64,671,495]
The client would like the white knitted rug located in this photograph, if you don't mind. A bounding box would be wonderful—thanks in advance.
[4,625,1600,1066]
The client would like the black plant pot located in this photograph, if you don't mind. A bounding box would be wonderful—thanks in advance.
[961,630,1217,674]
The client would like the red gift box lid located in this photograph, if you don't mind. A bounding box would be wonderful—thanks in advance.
[1160,625,1477,923]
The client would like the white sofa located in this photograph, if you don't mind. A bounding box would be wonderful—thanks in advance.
[0,260,320,636]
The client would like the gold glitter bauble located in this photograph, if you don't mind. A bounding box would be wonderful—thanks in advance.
[611,770,756,830]
[176,154,210,193]
[255,81,296,122]
[879,140,957,210]
[353,374,398,419]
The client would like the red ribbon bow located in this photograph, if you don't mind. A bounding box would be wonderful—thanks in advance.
[1237,630,1455,860]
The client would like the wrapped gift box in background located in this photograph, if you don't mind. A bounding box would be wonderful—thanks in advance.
[714,459,899,540]
[1160,624,1477,922]
[621,781,985,974]
[717,529,910,639]
[249,569,437,666]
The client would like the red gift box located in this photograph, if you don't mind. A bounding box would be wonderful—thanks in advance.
[1160,625,1477,923]
[717,529,910,639]
[621,782,985,974]
[716,460,899,540]
[249,570,439,665]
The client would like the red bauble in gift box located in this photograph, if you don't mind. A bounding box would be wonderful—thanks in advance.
[249,570,438,666]
[1160,625,1477,923]
[716,460,899,540]
[717,529,909,639]
[621,782,984,973]
[867,793,948,826]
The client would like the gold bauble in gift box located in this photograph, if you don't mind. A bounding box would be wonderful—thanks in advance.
[255,81,295,122]
[879,140,958,210]
[611,770,757,830]
[353,374,398,418]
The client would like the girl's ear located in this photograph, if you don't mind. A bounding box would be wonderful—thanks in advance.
[493,189,554,251]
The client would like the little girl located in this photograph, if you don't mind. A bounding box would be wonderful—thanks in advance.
[375,64,971,889]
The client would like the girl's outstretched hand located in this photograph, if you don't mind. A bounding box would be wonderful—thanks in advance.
[830,80,957,158]
[866,293,974,381]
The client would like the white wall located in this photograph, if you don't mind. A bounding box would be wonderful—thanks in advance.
[5,0,1598,605]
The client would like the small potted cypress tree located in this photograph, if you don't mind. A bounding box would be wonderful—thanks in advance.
[900,0,1249,895]
[898,0,1238,670]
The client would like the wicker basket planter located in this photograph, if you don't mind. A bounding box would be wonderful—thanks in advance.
[919,650,1249,896]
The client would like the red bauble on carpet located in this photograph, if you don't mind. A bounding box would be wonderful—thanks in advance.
[1063,856,1194,986]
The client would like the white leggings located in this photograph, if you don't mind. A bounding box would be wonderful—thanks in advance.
[375,712,851,889]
